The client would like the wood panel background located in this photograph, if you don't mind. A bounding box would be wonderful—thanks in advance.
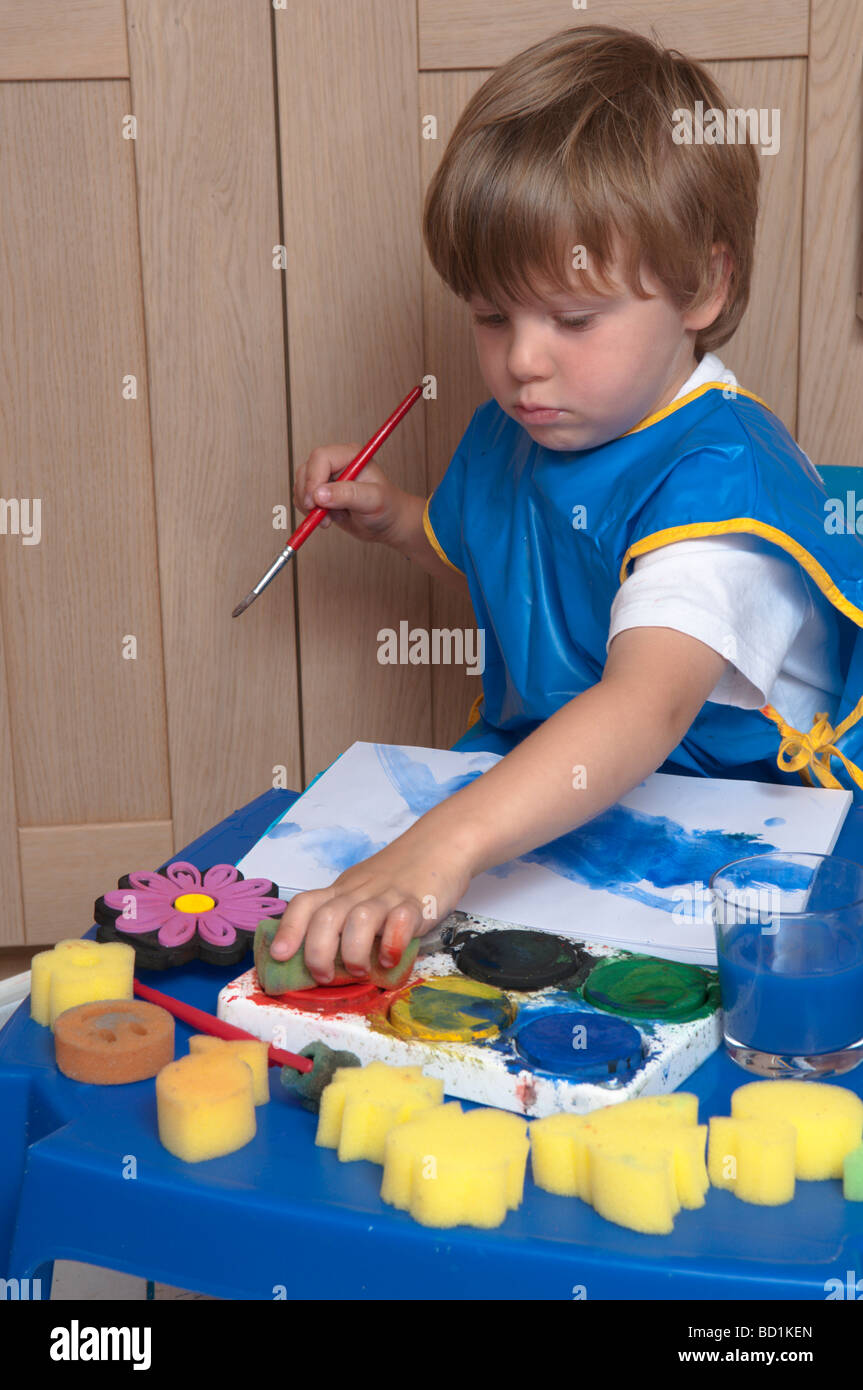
[273,0,431,781]
[126,0,301,850]
[417,0,810,65]
[0,0,859,945]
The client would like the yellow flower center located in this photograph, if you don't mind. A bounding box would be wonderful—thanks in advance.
[173,892,216,914]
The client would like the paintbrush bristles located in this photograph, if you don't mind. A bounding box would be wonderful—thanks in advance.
[232,592,257,618]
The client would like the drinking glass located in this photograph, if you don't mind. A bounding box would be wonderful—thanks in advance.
[710,852,863,1078]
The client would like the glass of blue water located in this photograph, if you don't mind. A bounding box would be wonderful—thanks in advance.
[709,852,863,1079]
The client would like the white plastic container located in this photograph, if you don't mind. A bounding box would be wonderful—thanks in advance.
[0,970,31,1033]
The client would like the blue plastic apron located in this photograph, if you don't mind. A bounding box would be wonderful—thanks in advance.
[424,382,863,799]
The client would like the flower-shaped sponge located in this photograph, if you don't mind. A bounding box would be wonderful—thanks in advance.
[95,861,286,970]
[30,939,135,1029]
[530,1093,706,1234]
[315,1061,444,1163]
[380,1103,530,1228]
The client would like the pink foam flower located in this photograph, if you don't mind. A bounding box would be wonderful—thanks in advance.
[101,861,285,949]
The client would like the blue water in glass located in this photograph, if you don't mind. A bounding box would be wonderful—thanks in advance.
[718,920,863,1054]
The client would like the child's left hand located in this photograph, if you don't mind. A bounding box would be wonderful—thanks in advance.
[267,830,473,983]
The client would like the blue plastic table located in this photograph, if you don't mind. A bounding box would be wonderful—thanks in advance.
[2,787,863,1301]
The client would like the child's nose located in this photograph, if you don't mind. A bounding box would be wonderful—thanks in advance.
[506,330,553,380]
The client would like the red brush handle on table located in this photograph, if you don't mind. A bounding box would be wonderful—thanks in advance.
[286,383,423,551]
[133,978,313,1074]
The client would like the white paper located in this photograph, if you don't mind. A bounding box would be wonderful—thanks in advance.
[236,742,852,965]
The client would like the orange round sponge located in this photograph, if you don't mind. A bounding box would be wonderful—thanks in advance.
[54,999,174,1084]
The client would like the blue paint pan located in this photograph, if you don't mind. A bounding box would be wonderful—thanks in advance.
[514,1010,643,1082]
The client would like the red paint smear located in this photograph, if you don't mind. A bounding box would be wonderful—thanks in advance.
[249,983,384,1018]
[515,1073,538,1109]
[245,971,426,1019]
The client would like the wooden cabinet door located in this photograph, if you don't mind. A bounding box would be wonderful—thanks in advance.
[0,0,859,945]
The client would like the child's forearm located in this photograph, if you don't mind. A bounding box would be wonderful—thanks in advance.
[403,678,686,878]
[269,627,723,975]
[387,492,468,590]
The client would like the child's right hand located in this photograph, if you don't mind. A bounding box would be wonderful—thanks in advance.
[294,443,407,545]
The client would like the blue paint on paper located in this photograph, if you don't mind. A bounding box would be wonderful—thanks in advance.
[485,804,783,913]
[268,820,387,872]
[373,743,487,815]
[270,819,303,840]
[264,748,809,908]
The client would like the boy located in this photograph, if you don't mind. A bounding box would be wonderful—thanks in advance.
[272,25,863,982]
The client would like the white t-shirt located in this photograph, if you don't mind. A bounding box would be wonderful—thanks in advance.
[607,353,844,730]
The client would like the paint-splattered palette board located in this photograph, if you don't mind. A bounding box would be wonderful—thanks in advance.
[218,912,722,1118]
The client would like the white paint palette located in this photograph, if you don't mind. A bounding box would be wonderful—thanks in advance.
[218,913,723,1118]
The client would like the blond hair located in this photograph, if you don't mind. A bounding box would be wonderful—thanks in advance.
[423,25,760,352]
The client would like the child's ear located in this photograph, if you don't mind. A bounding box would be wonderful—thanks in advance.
[682,242,733,331]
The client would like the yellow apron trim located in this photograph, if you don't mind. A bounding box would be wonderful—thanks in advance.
[760,701,863,792]
[619,518,863,629]
[622,382,771,437]
[422,496,464,575]
[466,691,484,730]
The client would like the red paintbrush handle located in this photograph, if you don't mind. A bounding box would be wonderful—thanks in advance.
[286,384,422,551]
[133,978,313,1074]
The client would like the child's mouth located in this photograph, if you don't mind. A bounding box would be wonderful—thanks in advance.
[514,404,564,423]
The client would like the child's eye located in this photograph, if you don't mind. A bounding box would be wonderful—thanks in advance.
[470,312,595,330]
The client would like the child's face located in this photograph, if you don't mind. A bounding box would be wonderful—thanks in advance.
[468,250,705,452]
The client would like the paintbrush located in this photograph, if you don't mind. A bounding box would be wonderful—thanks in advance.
[133,977,363,1111]
[232,383,423,617]
[132,977,313,1071]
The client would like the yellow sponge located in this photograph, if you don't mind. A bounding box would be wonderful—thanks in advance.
[157,1052,256,1162]
[530,1093,706,1234]
[528,1112,589,1197]
[590,1093,700,1129]
[381,1103,529,1228]
[31,939,135,1029]
[589,1143,680,1236]
[316,1061,444,1163]
[31,940,101,1025]
[586,1124,707,1232]
[531,1095,700,1197]
[708,1115,796,1204]
[731,1081,863,1181]
[189,1034,270,1105]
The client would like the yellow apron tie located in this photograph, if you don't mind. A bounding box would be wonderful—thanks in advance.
[761,699,863,792]
[466,691,484,730]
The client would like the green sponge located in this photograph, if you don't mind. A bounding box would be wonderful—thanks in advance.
[281,1040,362,1111]
[254,918,420,995]
[843,1144,863,1200]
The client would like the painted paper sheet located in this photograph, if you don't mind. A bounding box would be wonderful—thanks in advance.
[236,742,851,964]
